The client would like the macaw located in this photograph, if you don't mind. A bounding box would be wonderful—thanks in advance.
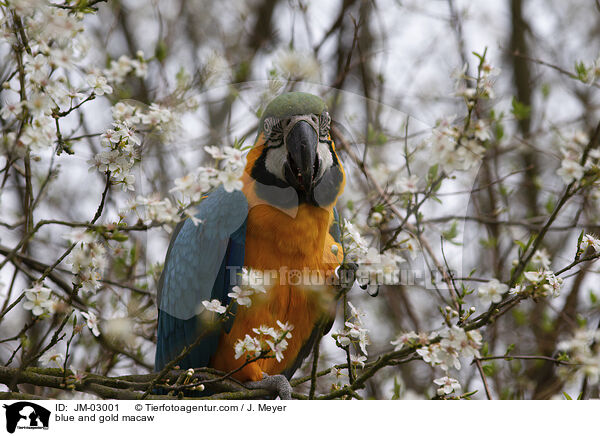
[154,92,346,398]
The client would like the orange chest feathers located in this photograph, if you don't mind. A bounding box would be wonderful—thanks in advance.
[210,203,343,381]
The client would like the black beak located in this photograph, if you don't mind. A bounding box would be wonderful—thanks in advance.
[284,120,318,193]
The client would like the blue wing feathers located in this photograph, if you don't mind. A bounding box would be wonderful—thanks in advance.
[155,186,248,371]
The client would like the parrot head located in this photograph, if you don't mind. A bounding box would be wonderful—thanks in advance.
[245,92,345,210]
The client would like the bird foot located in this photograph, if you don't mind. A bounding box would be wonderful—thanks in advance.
[246,373,292,400]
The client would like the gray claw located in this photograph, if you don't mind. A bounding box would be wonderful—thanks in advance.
[246,374,292,400]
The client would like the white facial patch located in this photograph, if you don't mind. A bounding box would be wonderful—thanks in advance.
[316,141,333,179]
[265,145,288,181]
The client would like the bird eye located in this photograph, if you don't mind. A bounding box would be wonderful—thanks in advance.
[263,117,284,147]
[319,111,331,140]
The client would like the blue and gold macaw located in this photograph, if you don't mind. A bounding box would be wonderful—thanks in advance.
[155,92,346,397]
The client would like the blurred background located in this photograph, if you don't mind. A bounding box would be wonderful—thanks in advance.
[1,0,600,399]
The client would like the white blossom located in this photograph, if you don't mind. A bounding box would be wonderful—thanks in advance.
[557,159,584,184]
[135,195,179,224]
[573,131,589,146]
[275,49,320,81]
[434,376,461,396]
[266,338,288,362]
[478,278,508,305]
[345,321,369,355]
[39,349,64,368]
[347,302,364,320]
[78,271,102,294]
[141,103,173,126]
[343,219,369,261]
[218,166,243,192]
[86,73,113,96]
[233,321,293,362]
[48,46,77,70]
[81,311,100,336]
[399,232,420,260]
[276,320,294,333]
[350,354,367,368]
[557,329,600,385]
[356,247,404,287]
[509,283,525,295]
[416,346,435,364]
[417,327,483,371]
[524,270,543,283]
[522,269,563,298]
[335,332,351,347]
[239,268,268,294]
[542,271,563,298]
[204,145,226,159]
[253,325,278,338]
[20,117,56,152]
[531,248,551,269]
[204,51,231,86]
[455,86,477,99]
[391,331,419,351]
[222,146,246,169]
[66,238,106,294]
[367,211,383,226]
[115,122,141,146]
[112,102,141,124]
[473,119,491,141]
[228,286,253,307]
[24,53,51,85]
[441,326,482,360]
[202,299,227,314]
[583,234,600,252]
[100,129,121,147]
[0,101,23,120]
[23,282,54,316]
[396,174,420,193]
[170,173,209,202]
[103,318,136,346]
[234,334,261,360]
[227,269,269,307]
[334,301,370,356]
[432,343,461,371]
[429,113,487,174]
[104,55,147,84]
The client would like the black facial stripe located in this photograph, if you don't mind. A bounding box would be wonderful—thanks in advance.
[264,117,285,147]
[251,146,300,209]
[264,141,285,149]
[251,146,288,189]
[319,111,331,140]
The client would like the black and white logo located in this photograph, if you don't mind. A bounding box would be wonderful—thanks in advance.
[3,402,50,433]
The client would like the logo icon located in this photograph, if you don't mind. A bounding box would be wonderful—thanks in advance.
[3,402,50,433]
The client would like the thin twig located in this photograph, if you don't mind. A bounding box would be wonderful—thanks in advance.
[474,359,493,399]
